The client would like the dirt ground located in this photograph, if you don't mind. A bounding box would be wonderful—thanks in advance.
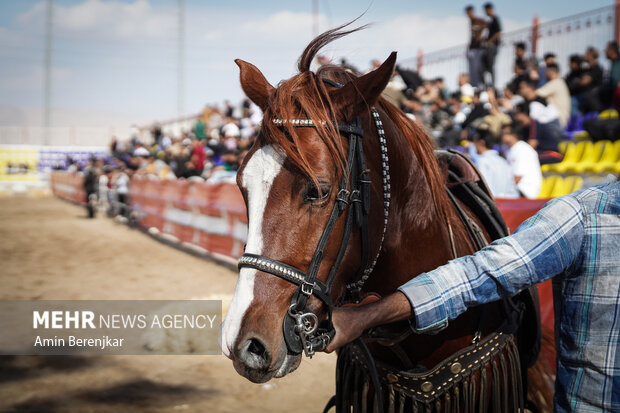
[0,196,336,413]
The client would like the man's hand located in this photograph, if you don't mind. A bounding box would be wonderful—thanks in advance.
[325,291,414,353]
[325,307,368,352]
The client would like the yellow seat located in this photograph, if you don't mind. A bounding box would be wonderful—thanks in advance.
[539,175,559,198]
[599,109,619,119]
[571,176,583,193]
[550,176,583,198]
[543,141,588,173]
[591,140,620,173]
[573,131,591,141]
[571,140,608,173]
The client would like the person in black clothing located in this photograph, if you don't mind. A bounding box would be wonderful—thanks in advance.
[579,46,604,113]
[465,5,487,87]
[483,3,502,87]
[395,65,423,97]
[83,158,100,218]
[507,58,529,94]
[461,90,489,136]
[514,42,527,67]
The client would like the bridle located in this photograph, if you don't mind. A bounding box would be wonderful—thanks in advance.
[238,79,391,357]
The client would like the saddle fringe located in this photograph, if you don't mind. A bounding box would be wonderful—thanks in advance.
[334,335,524,413]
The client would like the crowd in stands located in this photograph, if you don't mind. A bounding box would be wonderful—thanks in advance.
[382,3,620,199]
[67,2,620,209]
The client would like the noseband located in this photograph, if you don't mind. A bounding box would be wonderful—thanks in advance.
[238,80,391,357]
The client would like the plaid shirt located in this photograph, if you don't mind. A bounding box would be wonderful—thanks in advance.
[399,182,620,412]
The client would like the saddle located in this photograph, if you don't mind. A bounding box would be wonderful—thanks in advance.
[434,149,542,370]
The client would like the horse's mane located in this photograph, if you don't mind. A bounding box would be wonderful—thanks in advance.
[258,22,451,225]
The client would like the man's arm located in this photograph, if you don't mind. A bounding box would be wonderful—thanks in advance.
[326,195,584,351]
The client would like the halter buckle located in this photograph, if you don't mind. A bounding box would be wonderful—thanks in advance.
[349,189,361,203]
[301,281,315,296]
[336,188,350,205]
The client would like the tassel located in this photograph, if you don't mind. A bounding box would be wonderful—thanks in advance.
[425,402,432,413]
[352,364,361,413]
[479,364,488,413]
[435,400,441,412]
[463,379,470,413]
[491,360,500,413]
[444,393,451,413]
[470,371,477,413]
[388,385,395,413]
[362,377,369,413]
[398,392,405,413]
[454,385,460,413]
[512,341,525,412]
[412,397,419,413]
[506,347,518,413]
[500,353,509,413]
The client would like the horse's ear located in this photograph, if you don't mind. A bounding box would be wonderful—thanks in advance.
[330,52,397,121]
[235,59,275,112]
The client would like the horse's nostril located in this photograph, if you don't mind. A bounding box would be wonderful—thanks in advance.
[248,338,266,357]
[238,337,271,371]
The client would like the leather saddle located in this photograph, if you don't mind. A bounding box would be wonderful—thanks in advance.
[434,149,542,369]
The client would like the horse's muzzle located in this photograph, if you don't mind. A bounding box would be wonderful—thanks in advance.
[233,335,275,383]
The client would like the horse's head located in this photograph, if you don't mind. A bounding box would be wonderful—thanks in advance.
[219,36,397,383]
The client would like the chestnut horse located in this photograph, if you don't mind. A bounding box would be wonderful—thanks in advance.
[220,26,555,412]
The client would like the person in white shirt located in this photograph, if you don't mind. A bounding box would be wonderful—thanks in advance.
[500,123,542,199]
[468,129,520,198]
[536,63,571,127]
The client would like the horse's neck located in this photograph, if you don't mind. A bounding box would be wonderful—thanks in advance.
[361,112,462,295]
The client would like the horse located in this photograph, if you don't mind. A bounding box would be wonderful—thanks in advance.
[220,24,555,412]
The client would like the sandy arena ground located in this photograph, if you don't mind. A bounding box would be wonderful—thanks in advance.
[0,195,336,413]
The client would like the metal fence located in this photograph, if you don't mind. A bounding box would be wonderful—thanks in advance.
[399,5,618,91]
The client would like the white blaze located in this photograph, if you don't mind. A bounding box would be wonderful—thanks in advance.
[220,145,285,356]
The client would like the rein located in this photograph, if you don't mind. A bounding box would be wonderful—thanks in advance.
[238,80,390,357]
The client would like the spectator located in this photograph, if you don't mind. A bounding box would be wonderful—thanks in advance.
[419,79,439,103]
[518,79,561,125]
[603,41,620,109]
[194,119,207,141]
[469,128,519,198]
[507,58,529,94]
[565,54,585,95]
[538,52,557,86]
[500,123,542,199]
[483,3,502,87]
[514,42,527,67]
[514,101,563,161]
[536,63,571,127]
[461,90,489,130]
[191,139,206,172]
[465,5,488,87]
[579,46,604,112]
[458,73,475,102]
[434,77,449,101]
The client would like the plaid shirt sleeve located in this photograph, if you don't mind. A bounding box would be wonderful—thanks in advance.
[398,195,585,334]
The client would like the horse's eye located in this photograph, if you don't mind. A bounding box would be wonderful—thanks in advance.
[303,182,331,203]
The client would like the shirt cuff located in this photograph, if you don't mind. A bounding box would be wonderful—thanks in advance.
[397,273,449,334]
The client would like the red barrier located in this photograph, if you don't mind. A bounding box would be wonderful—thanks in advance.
[49,171,86,204]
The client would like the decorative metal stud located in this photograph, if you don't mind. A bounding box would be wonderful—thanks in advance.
[450,362,462,374]
[421,382,434,392]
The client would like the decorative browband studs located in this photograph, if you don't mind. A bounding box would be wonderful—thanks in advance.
[238,255,307,285]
